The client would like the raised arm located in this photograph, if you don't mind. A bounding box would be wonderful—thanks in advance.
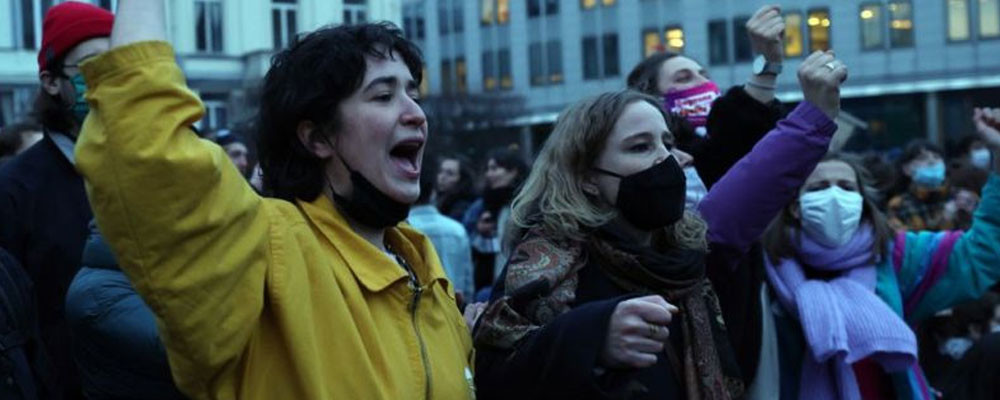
[900,108,1000,322]
[698,51,846,254]
[76,0,270,393]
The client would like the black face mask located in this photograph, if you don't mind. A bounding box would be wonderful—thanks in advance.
[328,151,411,229]
[594,159,686,231]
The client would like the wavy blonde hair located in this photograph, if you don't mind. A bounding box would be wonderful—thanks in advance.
[505,90,707,251]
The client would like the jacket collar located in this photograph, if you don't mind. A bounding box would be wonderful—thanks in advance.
[297,195,448,293]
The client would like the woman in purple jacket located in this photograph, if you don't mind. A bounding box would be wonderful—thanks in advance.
[472,51,847,400]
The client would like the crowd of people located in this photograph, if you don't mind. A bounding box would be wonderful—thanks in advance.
[0,1,999,399]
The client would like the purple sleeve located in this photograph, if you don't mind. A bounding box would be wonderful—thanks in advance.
[697,101,837,254]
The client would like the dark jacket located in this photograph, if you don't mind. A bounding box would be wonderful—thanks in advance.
[0,132,92,397]
[0,247,59,400]
[65,223,186,400]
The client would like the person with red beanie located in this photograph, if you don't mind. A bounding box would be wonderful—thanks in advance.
[0,3,113,398]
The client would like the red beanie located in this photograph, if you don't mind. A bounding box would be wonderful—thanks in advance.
[37,2,114,73]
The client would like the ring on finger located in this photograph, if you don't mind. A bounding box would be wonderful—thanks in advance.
[647,323,661,337]
[824,62,837,71]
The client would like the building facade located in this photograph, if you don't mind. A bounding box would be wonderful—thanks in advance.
[405,0,1000,154]
[0,0,402,131]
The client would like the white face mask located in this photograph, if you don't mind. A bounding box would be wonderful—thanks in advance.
[940,337,975,360]
[971,148,992,170]
[684,166,708,210]
[799,186,864,248]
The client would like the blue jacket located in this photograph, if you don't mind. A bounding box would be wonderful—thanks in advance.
[64,224,185,400]
[408,205,475,300]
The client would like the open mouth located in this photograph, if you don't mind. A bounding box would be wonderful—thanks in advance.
[389,138,423,176]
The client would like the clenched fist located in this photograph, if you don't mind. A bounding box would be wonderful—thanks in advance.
[798,50,848,120]
[748,5,785,63]
[600,295,679,369]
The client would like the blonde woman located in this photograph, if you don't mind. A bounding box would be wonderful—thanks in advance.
[473,52,847,399]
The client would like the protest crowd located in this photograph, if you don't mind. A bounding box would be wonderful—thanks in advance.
[2,1,1000,399]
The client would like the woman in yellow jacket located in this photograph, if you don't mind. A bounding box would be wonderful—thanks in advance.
[74,1,473,399]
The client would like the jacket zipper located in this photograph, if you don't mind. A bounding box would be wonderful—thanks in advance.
[408,272,433,399]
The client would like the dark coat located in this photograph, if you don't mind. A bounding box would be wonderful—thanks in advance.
[0,133,92,398]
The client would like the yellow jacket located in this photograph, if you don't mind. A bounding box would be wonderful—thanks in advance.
[76,42,474,399]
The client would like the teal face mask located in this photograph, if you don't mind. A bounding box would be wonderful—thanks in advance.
[913,162,946,188]
[69,73,89,123]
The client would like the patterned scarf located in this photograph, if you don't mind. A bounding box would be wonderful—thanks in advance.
[588,224,744,400]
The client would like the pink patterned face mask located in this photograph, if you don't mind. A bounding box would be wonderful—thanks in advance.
[662,81,721,133]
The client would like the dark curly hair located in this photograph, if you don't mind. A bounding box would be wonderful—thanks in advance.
[257,22,423,202]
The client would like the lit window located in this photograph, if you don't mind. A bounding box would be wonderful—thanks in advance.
[581,0,596,9]
[499,48,513,89]
[481,0,494,25]
[784,12,804,57]
[643,30,661,57]
[889,1,914,48]
[529,43,545,86]
[981,0,1000,38]
[420,65,429,96]
[482,52,496,90]
[807,9,831,52]
[860,3,884,50]
[665,26,684,53]
[497,0,509,24]
[948,0,971,41]
[602,0,616,5]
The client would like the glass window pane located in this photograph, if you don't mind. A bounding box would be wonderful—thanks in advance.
[602,0,616,5]
[211,3,223,52]
[582,36,599,79]
[860,4,884,50]
[196,2,207,51]
[358,11,366,23]
[441,60,452,94]
[581,0,596,10]
[456,57,468,93]
[344,10,352,25]
[889,1,914,48]
[482,52,496,90]
[547,40,563,83]
[497,0,509,24]
[546,0,559,14]
[784,12,804,57]
[529,43,544,86]
[603,33,620,76]
[420,65,429,96]
[733,16,752,62]
[481,0,494,25]
[439,7,449,34]
[643,30,661,57]
[453,7,464,33]
[665,26,684,53]
[807,9,831,52]
[708,19,729,65]
[20,0,36,49]
[528,0,541,17]
[981,0,1000,38]
[272,10,282,48]
[948,0,970,41]
[417,17,425,38]
[287,10,297,44]
[499,48,512,89]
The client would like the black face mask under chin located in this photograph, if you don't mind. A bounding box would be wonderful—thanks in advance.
[593,159,686,231]
[326,151,411,230]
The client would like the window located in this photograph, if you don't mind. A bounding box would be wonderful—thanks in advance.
[420,64,430,96]
[665,26,685,53]
[583,36,600,79]
[499,48,512,89]
[643,29,661,57]
[528,0,541,17]
[603,0,616,5]
[708,19,729,65]
[454,6,464,33]
[272,0,297,49]
[547,40,563,83]
[807,9,831,52]
[948,0,971,41]
[981,0,1000,38]
[546,0,559,14]
[404,17,413,38]
[417,16,426,39]
[483,51,496,90]
[195,0,224,53]
[860,3,884,50]
[344,0,367,25]
[530,43,545,86]
[441,60,453,94]
[201,97,228,131]
[97,0,116,11]
[14,0,37,49]
[603,33,620,76]
[733,16,752,62]
[581,0,596,9]
[482,0,494,25]
[889,1,914,47]
[439,6,449,34]
[498,0,510,24]
[456,57,468,93]
[784,12,804,56]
